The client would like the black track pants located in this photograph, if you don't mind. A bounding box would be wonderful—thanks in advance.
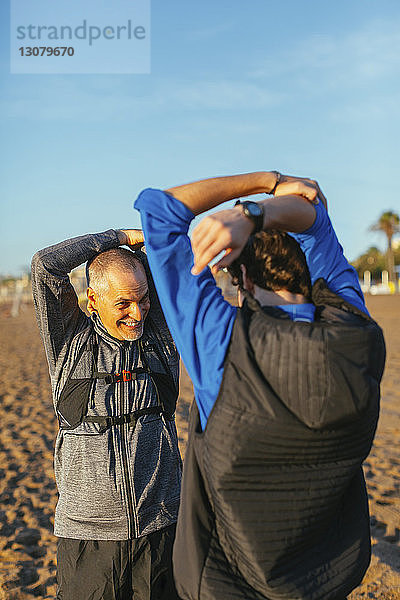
[56,524,180,600]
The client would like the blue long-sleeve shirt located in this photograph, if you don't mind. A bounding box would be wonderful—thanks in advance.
[135,190,367,430]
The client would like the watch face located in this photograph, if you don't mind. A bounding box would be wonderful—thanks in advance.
[244,202,262,217]
[241,201,264,233]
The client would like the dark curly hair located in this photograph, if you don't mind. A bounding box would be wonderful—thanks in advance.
[227,230,312,299]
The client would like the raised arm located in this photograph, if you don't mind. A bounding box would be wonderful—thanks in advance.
[167,171,321,275]
[31,229,138,375]
[183,177,367,315]
[166,171,324,216]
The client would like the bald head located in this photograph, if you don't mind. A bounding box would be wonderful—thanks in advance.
[87,247,145,297]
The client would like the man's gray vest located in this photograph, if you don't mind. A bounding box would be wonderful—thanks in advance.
[173,280,385,600]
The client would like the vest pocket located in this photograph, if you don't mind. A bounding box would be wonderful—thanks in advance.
[59,430,123,522]
[56,378,92,430]
[133,418,182,517]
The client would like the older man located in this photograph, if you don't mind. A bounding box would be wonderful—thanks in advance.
[31,228,181,600]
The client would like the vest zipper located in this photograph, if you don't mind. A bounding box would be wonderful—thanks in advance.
[119,345,136,538]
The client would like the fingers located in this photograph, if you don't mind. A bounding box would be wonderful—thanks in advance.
[302,178,328,210]
[191,209,254,275]
[315,184,328,210]
[192,228,229,273]
[192,230,246,276]
[275,180,319,203]
[275,181,318,202]
[299,181,319,203]
[121,229,145,246]
[191,212,249,275]
[128,242,145,251]
[192,222,227,264]
[277,175,328,209]
[191,238,230,275]
[211,247,242,275]
[191,215,233,274]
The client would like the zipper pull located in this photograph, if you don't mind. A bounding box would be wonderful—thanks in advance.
[90,381,95,409]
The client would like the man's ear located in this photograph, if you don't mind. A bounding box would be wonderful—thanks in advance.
[87,287,98,315]
[240,264,254,294]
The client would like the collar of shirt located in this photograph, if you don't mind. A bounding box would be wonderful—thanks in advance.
[275,303,316,322]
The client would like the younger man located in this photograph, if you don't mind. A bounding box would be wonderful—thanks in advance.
[135,172,385,600]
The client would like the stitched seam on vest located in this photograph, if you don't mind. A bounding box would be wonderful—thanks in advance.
[319,328,331,426]
[198,518,216,599]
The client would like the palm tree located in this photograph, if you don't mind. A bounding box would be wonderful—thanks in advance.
[370,211,400,282]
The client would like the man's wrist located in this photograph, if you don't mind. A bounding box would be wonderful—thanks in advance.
[269,171,281,194]
[232,204,252,236]
[235,200,265,234]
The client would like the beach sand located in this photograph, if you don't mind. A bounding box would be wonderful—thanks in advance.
[0,295,399,599]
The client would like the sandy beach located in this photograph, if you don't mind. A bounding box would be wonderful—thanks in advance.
[0,295,399,599]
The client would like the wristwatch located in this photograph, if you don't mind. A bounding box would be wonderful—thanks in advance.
[270,171,281,195]
[236,200,264,233]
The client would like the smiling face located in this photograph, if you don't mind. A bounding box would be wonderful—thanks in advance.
[87,264,150,341]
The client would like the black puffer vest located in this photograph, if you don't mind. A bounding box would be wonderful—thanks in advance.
[173,280,385,600]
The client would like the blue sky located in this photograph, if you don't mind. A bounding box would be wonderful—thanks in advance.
[1,0,400,275]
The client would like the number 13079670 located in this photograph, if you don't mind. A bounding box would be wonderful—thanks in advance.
[18,47,75,57]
